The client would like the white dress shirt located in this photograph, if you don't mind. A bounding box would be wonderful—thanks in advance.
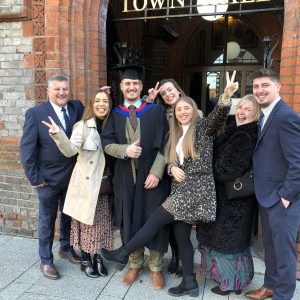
[261,97,281,129]
[176,123,190,165]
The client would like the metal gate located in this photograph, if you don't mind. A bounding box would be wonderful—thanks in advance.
[111,0,284,21]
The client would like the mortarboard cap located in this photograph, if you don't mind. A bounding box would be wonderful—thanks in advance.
[118,64,144,81]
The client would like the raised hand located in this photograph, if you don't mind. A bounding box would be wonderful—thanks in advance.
[126,139,142,158]
[223,70,239,99]
[147,82,160,103]
[42,116,60,135]
[99,86,111,94]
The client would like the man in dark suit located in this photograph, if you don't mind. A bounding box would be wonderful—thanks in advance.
[246,69,300,300]
[20,75,84,279]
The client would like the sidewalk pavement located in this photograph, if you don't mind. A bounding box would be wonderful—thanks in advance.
[0,233,299,300]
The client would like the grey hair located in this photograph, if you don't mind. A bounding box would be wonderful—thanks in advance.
[48,74,69,88]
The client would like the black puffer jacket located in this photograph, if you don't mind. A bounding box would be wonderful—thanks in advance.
[197,121,258,253]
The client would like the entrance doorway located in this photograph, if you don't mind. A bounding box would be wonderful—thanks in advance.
[107,8,282,107]
[186,65,262,116]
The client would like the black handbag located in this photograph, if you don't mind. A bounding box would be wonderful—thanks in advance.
[224,169,255,200]
[99,175,113,194]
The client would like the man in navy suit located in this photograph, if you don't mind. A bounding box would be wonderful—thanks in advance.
[20,75,84,279]
[246,69,300,300]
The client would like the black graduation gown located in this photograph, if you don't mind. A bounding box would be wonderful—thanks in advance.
[101,103,170,253]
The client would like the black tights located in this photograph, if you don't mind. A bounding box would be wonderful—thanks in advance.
[81,250,91,261]
[125,206,194,276]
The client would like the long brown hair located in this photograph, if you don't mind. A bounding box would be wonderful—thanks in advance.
[165,96,200,164]
[82,91,112,127]
[157,79,186,107]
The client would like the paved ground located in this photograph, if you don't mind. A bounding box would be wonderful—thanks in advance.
[0,233,299,300]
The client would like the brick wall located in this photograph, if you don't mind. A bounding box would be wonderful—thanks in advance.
[281,0,300,280]
[0,0,109,237]
[0,8,37,235]
[0,0,23,14]
[0,21,34,139]
[0,169,38,237]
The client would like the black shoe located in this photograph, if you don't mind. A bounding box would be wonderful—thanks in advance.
[168,274,199,297]
[58,248,81,264]
[211,286,242,296]
[81,260,99,278]
[100,246,128,271]
[93,254,108,276]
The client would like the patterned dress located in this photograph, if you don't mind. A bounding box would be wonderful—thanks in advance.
[70,192,113,253]
[162,104,230,222]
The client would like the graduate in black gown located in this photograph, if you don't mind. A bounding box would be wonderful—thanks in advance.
[101,65,170,290]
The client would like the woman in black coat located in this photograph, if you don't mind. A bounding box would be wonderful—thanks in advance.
[197,94,260,296]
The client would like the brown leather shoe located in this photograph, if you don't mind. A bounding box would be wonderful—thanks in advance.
[58,248,81,264]
[123,268,142,285]
[245,286,273,299]
[40,264,60,280]
[151,271,165,290]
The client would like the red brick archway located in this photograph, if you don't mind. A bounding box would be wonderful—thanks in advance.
[42,0,108,103]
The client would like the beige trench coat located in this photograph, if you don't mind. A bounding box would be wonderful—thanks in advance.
[51,118,105,225]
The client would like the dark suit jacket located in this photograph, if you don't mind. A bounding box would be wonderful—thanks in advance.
[253,99,300,207]
[20,100,84,189]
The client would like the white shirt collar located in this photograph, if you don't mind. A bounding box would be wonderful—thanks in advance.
[49,100,68,114]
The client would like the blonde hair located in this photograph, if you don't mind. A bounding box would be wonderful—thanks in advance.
[237,94,261,121]
[82,91,112,127]
[165,96,200,164]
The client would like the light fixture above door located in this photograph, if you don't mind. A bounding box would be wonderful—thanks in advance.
[196,0,228,21]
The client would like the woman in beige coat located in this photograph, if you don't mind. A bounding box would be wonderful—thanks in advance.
[42,91,113,278]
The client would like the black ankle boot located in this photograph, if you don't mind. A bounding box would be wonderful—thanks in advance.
[168,274,199,297]
[81,260,99,278]
[93,253,108,276]
[211,286,242,296]
[100,246,129,271]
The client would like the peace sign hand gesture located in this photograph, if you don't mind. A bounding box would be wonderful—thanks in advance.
[223,71,239,99]
[42,116,60,135]
[147,82,160,103]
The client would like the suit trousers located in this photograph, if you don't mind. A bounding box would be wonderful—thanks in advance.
[129,248,164,272]
[37,185,71,265]
[259,200,300,300]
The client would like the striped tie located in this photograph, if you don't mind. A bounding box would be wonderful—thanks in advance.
[258,112,264,132]
[61,107,72,137]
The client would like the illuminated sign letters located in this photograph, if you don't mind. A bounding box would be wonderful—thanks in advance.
[123,0,271,13]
